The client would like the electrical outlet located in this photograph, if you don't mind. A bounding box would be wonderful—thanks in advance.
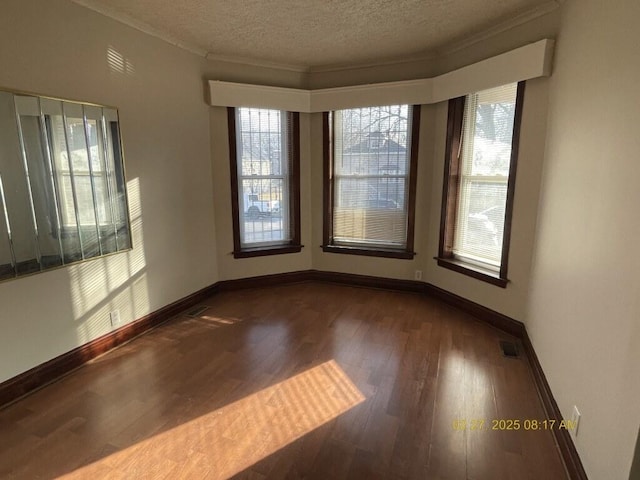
[570,405,581,437]
[110,309,121,327]
[414,270,423,281]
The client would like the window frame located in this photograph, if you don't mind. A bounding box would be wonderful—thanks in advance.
[437,82,525,287]
[227,107,302,259]
[322,105,420,260]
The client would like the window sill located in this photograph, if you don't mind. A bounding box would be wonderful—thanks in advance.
[436,257,508,288]
[323,244,416,260]
[233,244,303,259]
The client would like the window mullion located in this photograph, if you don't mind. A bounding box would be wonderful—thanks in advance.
[460,174,509,183]
[60,104,85,259]
[81,106,104,256]
[100,109,120,251]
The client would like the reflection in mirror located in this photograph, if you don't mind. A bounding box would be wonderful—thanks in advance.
[0,88,131,280]
[0,91,39,276]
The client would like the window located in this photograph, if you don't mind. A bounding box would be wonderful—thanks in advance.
[322,105,420,259]
[0,89,130,281]
[227,107,301,258]
[438,82,524,287]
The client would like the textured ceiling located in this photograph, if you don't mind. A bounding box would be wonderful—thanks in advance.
[73,0,559,70]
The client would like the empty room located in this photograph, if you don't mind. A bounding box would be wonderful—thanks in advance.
[0,0,638,479]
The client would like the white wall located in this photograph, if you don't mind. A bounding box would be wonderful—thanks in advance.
[0,0,218,382]
[526,1,640,479]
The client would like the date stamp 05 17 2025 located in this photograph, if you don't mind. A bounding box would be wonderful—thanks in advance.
[452,418,577,431]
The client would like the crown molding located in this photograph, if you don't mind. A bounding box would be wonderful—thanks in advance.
[288,1,560,75]
[209,39,555,112]
[440,0,561,57]
[307,50,438,74]
[72,0,560,79]
[204,52,308,73]
[70,0,208,57]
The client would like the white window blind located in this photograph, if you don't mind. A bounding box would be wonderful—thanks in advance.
[332,105,413,249]
[453,83,518,269]
[235,108,290,247]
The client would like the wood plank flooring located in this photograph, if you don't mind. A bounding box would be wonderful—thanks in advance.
[0,282,568,479]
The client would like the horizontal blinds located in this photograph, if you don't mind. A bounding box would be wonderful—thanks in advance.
[453,83,517,268]
[332,105,412,248]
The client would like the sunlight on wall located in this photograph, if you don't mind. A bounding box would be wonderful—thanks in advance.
[107,46,135,76]
[70,178,149,343]
[58,360,365,479]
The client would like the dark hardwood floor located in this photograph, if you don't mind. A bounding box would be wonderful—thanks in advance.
[0,282,568,479]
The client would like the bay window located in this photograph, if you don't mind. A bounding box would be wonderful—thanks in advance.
[438,82,524,286]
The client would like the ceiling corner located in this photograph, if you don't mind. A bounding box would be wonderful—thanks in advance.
[204,52,309,74]
[70,0,208,57]
[440,0,561,57]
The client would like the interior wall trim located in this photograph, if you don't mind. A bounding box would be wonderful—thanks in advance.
[422,282,525,337]
[521,331,589,480]
[0,269,588,479]
[216,271,312,292]
[0,282,219,409]
[208,39,554,112]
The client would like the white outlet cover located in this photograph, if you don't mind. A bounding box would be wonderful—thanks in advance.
[571,405,581,437]
[415,270,422,280]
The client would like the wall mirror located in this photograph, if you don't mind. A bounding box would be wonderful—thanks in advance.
[0,87,131,281]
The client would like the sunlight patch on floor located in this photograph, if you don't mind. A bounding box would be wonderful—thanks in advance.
[58,359,365,479]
